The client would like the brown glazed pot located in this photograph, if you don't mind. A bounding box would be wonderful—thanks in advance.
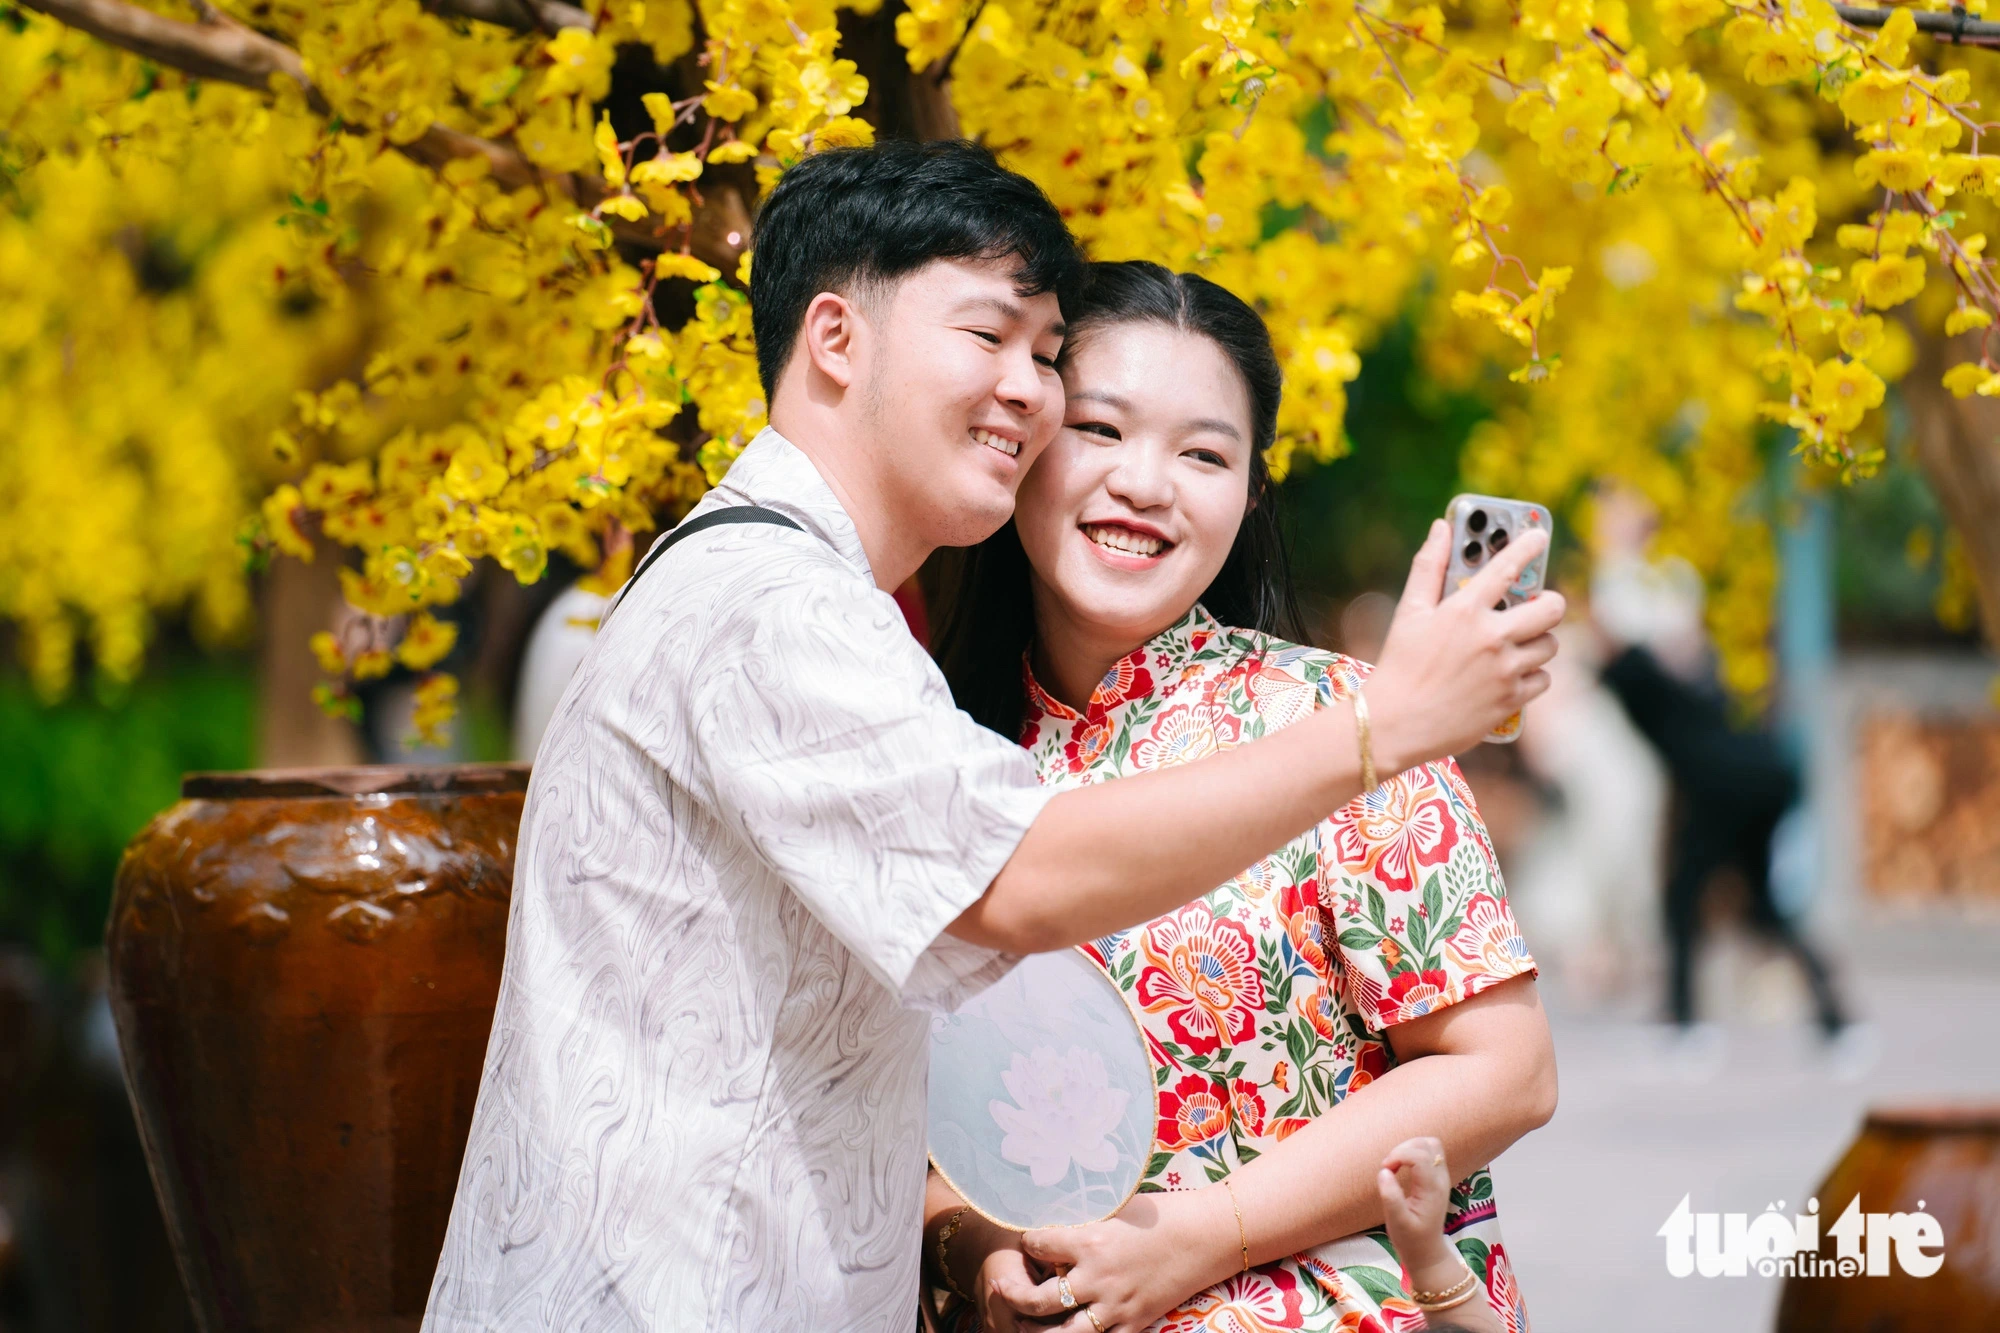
[107,765,526,1333]
[1775,1105,2000,1332]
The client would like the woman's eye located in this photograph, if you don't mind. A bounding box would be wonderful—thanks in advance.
[1034,354,1057,369]
[968,329,1001,345]
[1070,421,1121,440]
[1187,448,1227,466]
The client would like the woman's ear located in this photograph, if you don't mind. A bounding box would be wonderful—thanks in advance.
[797,290,863,390]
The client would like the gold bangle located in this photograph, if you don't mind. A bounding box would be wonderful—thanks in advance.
[935,1206,972,1302]
[1412,1263,1480,1309]
[1223,1178,1249,1273]
[1352,686,1379,794]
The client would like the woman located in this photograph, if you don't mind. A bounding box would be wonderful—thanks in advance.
[925,262,1555,1333]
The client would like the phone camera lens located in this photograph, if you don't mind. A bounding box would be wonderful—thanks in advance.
[1489,528,1510,551]
[1462,541,1483,564]
[1467,509,1488,533]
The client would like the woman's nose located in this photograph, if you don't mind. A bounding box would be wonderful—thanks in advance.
[1106,444,1173,510]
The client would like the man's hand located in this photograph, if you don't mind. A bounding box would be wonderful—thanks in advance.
[1367,520,1564,772]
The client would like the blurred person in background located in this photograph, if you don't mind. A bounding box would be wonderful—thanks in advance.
[1585,484,1853,1051]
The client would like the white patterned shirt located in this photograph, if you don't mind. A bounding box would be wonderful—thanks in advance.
[425,429,1052,1331]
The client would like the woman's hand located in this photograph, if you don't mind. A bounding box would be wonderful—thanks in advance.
[1367,520,1565,771]
[985,1188,1238,1333]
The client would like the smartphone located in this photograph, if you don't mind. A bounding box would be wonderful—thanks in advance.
[1443,493,1553,744]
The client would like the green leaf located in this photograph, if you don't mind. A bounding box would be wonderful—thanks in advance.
[1338,927,1380,950]
[1365,883,1390,934]
[1144,1149,1177,1182]
[1456,1236,1492,1281]
[1343,1263,1408,1308]
[1285,1019,1311,1070]
[1422,873,1444,925]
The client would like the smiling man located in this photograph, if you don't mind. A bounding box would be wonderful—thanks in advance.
[425,141,1568,1332]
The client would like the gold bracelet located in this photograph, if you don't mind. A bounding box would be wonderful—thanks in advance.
[1222,1178,1249,1273]
[935,1206,972,1302]
[1412,1263,1480,1309]
[1352,686,1378,794]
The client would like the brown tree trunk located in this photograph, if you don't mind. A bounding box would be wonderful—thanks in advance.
[255,544,365,769]
[1903,333,2000,650]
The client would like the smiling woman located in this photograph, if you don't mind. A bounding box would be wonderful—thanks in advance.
[928,261,1556,1333]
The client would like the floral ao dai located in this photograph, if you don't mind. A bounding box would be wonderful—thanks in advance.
[1017,607,1537,1333]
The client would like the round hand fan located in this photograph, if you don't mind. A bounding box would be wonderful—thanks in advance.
[928,948,1157,1230]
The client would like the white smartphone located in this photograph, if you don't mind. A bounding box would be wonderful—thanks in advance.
[1442,493,1553,744]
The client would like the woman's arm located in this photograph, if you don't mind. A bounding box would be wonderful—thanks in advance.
[926,1171,1054,1333]
[1225,972,1557,1259]
[993,976,1555,1330]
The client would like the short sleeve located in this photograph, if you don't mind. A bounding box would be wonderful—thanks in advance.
[1319,755,1537,1035]
[683,556,1053,1011]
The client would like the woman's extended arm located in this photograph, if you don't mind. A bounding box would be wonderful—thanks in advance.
[988,976,1556,1331]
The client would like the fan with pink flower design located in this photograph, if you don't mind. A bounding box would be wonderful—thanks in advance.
[928,948,1157,1229]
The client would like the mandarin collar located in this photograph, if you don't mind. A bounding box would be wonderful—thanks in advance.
[1024,603,1224,723]
[708,426,874,583]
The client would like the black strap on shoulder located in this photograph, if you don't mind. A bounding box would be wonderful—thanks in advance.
[601,506,805,627]
[625,505,804,592]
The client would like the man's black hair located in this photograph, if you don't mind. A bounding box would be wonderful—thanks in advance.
[748,139,1086,400]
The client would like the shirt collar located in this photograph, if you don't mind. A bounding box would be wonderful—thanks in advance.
[1024,603,1225,723]
[709,426,874,582]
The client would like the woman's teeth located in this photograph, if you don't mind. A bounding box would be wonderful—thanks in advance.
[970,427,1020,458]
[1082,523,1167,557]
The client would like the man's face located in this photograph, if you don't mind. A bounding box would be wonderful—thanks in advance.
[855,257,1067,549]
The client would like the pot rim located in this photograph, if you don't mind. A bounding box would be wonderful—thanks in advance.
[1862,1103,2000,1135]
[181,763,530,800]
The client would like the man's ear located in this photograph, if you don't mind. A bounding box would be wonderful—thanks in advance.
[798,290,864,390]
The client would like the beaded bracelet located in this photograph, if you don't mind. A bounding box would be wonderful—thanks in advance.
[1412,1263,1480,1311]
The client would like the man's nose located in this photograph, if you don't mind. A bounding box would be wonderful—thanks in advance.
[993,344,1051,417]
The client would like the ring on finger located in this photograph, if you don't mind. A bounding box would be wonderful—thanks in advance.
[1084,1306,1106,1332]
[1056,1271,1078,1311]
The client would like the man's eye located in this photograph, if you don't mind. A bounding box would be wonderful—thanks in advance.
[1071,421,1120,440]
[1034,354,1058,369]
[968,329,1001,345]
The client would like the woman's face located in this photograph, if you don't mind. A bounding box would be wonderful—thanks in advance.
[1015,320,1256,651]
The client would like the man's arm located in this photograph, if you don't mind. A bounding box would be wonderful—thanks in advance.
[948,521,1564,953]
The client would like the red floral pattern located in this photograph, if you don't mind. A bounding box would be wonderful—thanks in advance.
[1328,772,1459,894]
[1017,606,1536,1333]
[1158,1074,1230,1151]
[1135,904,1265,1055]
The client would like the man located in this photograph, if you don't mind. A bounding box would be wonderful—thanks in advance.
[426,140,1563,1330]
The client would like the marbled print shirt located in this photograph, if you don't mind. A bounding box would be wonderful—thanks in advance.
[1019,606,1537,1333]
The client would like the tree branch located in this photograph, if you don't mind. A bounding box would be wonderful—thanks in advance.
[20,0,747,272]
[1834,3,2000,48]
[425,0,594,34]
[21,0,321,105]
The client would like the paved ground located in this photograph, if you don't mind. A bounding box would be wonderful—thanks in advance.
[1489,926,2000,1332]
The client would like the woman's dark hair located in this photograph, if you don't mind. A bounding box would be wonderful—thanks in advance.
[934,259,1307,738]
